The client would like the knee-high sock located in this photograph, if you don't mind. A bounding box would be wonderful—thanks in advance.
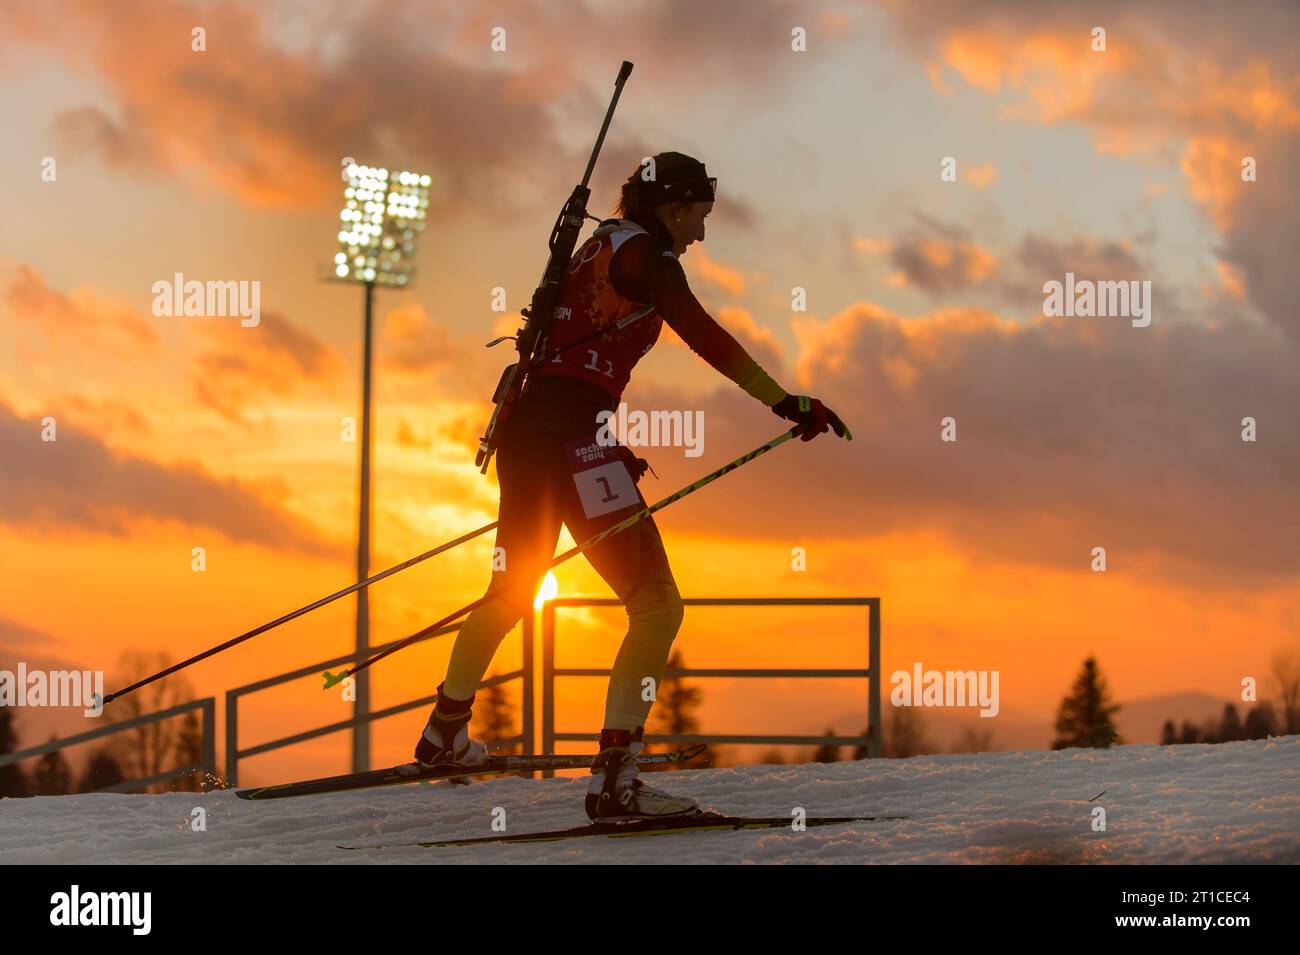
[442,588,529,701]
[602,581,685,731]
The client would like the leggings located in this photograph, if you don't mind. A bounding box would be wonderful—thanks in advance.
[442,378,684,730]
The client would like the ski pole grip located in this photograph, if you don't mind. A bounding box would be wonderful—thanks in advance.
[618,61,633,83]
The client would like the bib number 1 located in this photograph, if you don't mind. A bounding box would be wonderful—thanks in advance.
[563,439,640,519]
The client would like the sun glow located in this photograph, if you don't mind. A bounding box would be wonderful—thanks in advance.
[533,572,559,609]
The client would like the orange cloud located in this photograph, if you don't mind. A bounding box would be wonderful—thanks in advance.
[764,296,1299,587]
[1140,178,1169,199]
[0,400,334,553]
[890,236,997,294]
[5,264,157,355]
[192,312,342,424]
[1216,261,1246,299]
[3,1,845,213]
[381,304,459,376]
[874,0,1300,340]
[1181,135,1252,230]
[0,2,569,210]
[50,393,153,440]
[714,306,784,371]
[685,246,747,296]
[964,162,998,190]
[936,29,1124,122]
[852,237,893,256]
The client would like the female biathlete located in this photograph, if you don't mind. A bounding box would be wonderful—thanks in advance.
[414,152,849,821]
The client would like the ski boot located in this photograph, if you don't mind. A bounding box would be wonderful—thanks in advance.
[414,683,488,767]
[585,727,700,822]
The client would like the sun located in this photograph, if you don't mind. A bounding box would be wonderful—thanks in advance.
[533,572,559,610]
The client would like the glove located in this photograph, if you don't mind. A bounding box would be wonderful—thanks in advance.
[772,394,852,442]
[614,445,655,483]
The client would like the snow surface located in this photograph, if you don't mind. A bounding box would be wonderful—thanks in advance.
[2,737,1296,864]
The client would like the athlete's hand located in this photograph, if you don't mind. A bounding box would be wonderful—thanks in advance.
[615,445,656,482]
[628,455,653,482]
[772,394,852,442]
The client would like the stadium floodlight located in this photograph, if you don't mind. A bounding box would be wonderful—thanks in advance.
[332,163,431,287]
[323,160,431,774]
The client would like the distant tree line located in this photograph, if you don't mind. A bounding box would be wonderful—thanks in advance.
[1159,702,1279,745]
[0,651,218,798]
[1159,646,1299,745]
[809,656,1125,764]
[0,702,132,797]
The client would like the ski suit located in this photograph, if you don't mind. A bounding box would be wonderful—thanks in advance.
[442,213,784,730]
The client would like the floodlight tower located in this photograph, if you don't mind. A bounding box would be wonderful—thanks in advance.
[329,163,431,772]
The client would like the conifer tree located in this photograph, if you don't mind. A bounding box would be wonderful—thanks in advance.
[32,740,72,795]
[1051,657,1122,749]
[0,705,28,797]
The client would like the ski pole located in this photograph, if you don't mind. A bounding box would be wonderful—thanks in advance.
[103,519,499,705]
[325,428,800,688]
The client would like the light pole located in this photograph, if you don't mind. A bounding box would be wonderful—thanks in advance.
[328,163,430,772]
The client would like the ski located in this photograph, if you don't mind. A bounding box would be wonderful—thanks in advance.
[234,744,707,801]
[338,812,910,849]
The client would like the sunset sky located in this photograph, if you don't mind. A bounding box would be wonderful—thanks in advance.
[2,0,1297,785]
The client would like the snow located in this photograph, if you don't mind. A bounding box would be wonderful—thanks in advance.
[1,737,1296,864]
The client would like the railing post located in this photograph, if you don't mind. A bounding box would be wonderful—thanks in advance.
[225,690,239,788]
[522,610,535,757]
[201,697,217,790]
[869,597,881,758]
[542,601,555,778]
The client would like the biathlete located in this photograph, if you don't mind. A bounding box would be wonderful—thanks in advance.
[414,152,849,820]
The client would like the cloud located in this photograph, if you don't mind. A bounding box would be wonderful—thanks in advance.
[852,238,892,256]
[49,105,156,171]
[773,299,1300,584]
[888,218,997,295]
[380,303,459,376]
[965,163,998,190]
[0,401,336,554]
[2,0,835,216]
[1,1,565,210]
[192,311,342,423]
[394,416,433,451]
[714,307,785,373]
[4,264,157,355]
[0,616,60,650]
[436,410,488,458]
[1215,262,1245,299]
[872,0,1300,340]
[643,295,1298,587]
[684,246,747,296]
[50,394,154,440]
[1009,233,1146,296]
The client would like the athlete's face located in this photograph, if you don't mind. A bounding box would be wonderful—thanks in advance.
[662,201,713,256]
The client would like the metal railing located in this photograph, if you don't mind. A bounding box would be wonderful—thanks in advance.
[1,596,875,793]
[224,621,533,787]
[0,698,217,793]
[540,596,881,774]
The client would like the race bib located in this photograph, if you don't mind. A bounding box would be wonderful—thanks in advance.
[564,438,639,519]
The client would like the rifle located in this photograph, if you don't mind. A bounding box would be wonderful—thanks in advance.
[474,60,635,473]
